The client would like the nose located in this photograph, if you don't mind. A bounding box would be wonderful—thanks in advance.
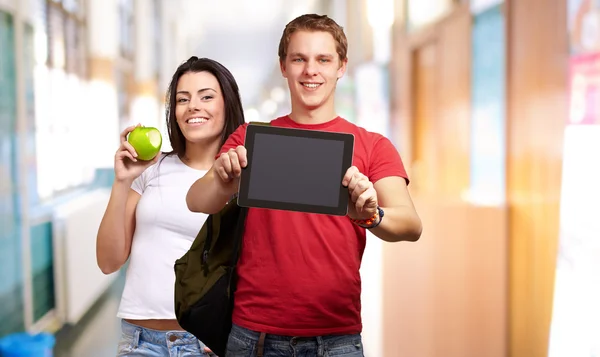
[187,96,201,111]
[303,59,318,76]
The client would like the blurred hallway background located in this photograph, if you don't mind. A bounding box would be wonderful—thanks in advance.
[1,0,599,356]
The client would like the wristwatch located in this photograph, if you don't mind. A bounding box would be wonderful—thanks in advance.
[350,206,384,229]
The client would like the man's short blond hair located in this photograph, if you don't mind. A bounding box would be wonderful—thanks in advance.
[278,14,348,63]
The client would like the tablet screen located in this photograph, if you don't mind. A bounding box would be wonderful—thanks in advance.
[238,124,354,215]
[248,133,345,207]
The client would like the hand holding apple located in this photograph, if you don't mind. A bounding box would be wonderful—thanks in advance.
[114,124,162,183]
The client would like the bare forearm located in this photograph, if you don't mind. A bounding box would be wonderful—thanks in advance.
[96,181,131,274]
[369,206,422,242]
[186,168,233,214]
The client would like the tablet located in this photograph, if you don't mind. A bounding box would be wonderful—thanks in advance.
[238,123,355,216]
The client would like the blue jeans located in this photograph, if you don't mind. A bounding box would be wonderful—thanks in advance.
[117,320,212,356]
[225,324,364,357]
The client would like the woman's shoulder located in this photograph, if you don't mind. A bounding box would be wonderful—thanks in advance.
[139,153,178,177]
[150,153,207,176]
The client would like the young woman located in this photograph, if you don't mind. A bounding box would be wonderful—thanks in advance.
[96,56,245,356]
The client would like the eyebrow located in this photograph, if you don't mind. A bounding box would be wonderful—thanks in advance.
[288,52,335,58]
[176,88,217,95]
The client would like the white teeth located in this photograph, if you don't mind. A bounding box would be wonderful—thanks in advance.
[187,118,207,124]
[303,83,320,88]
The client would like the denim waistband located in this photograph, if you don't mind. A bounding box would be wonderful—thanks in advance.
[121,319,201,347]
[230,323,362,347]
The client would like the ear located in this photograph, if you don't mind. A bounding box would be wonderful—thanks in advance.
[280,59,288,79]
[337,58,348,79]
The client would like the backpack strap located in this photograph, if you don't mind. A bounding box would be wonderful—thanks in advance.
[230,206,249,266]
[201,215,214,275]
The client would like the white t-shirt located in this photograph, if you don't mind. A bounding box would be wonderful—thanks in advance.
[117,154,208,320]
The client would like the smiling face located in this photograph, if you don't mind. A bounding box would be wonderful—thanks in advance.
[280,30,347,113]
[174,71,225,145]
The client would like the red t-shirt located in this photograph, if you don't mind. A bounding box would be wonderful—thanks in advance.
[218,116,408,336]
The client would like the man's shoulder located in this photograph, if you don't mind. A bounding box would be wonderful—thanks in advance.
[335,119,387,141]
[269,116,289,126]
[227,122,249,140]
[235,122,250,131]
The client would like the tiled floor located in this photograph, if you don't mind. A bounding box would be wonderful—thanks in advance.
[54,276,124,357]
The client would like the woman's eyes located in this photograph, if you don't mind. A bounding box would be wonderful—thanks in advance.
[176,96,213,103]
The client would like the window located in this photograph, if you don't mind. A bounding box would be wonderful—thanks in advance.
[35,0,92,200]
[153,0,161,79]
[117,0,135,129]
[118,0,134,59]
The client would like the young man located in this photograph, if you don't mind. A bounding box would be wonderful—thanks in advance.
[187,14,422,357]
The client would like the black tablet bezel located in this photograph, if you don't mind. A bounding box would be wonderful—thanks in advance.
[237,123,355,216]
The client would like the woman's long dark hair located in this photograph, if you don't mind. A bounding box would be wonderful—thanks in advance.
[163,56,245,159]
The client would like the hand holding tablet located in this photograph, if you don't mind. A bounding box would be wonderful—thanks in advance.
[215,145,247,184]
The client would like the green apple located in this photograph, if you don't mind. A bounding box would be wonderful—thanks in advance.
[127,126,162,161]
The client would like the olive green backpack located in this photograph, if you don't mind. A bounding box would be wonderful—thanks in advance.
[174,197,247,356]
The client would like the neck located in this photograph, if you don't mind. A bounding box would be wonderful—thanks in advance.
[181,139,221,170]
[289,100,337,125]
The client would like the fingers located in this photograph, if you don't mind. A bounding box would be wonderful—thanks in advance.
[123,141,138,158]
[120,124,138,143]
[228,150,242,178]
[235,145,247,167]
[350,179,372,203]
[344,168,378,213]
[115,139,138,162]
[342,166,359,187]
[216,152,232,181]
[117,123,142,162]
[215,146,246,182]
[346,169,366,195]
[354,186,377,212]
[116,149,136,163]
